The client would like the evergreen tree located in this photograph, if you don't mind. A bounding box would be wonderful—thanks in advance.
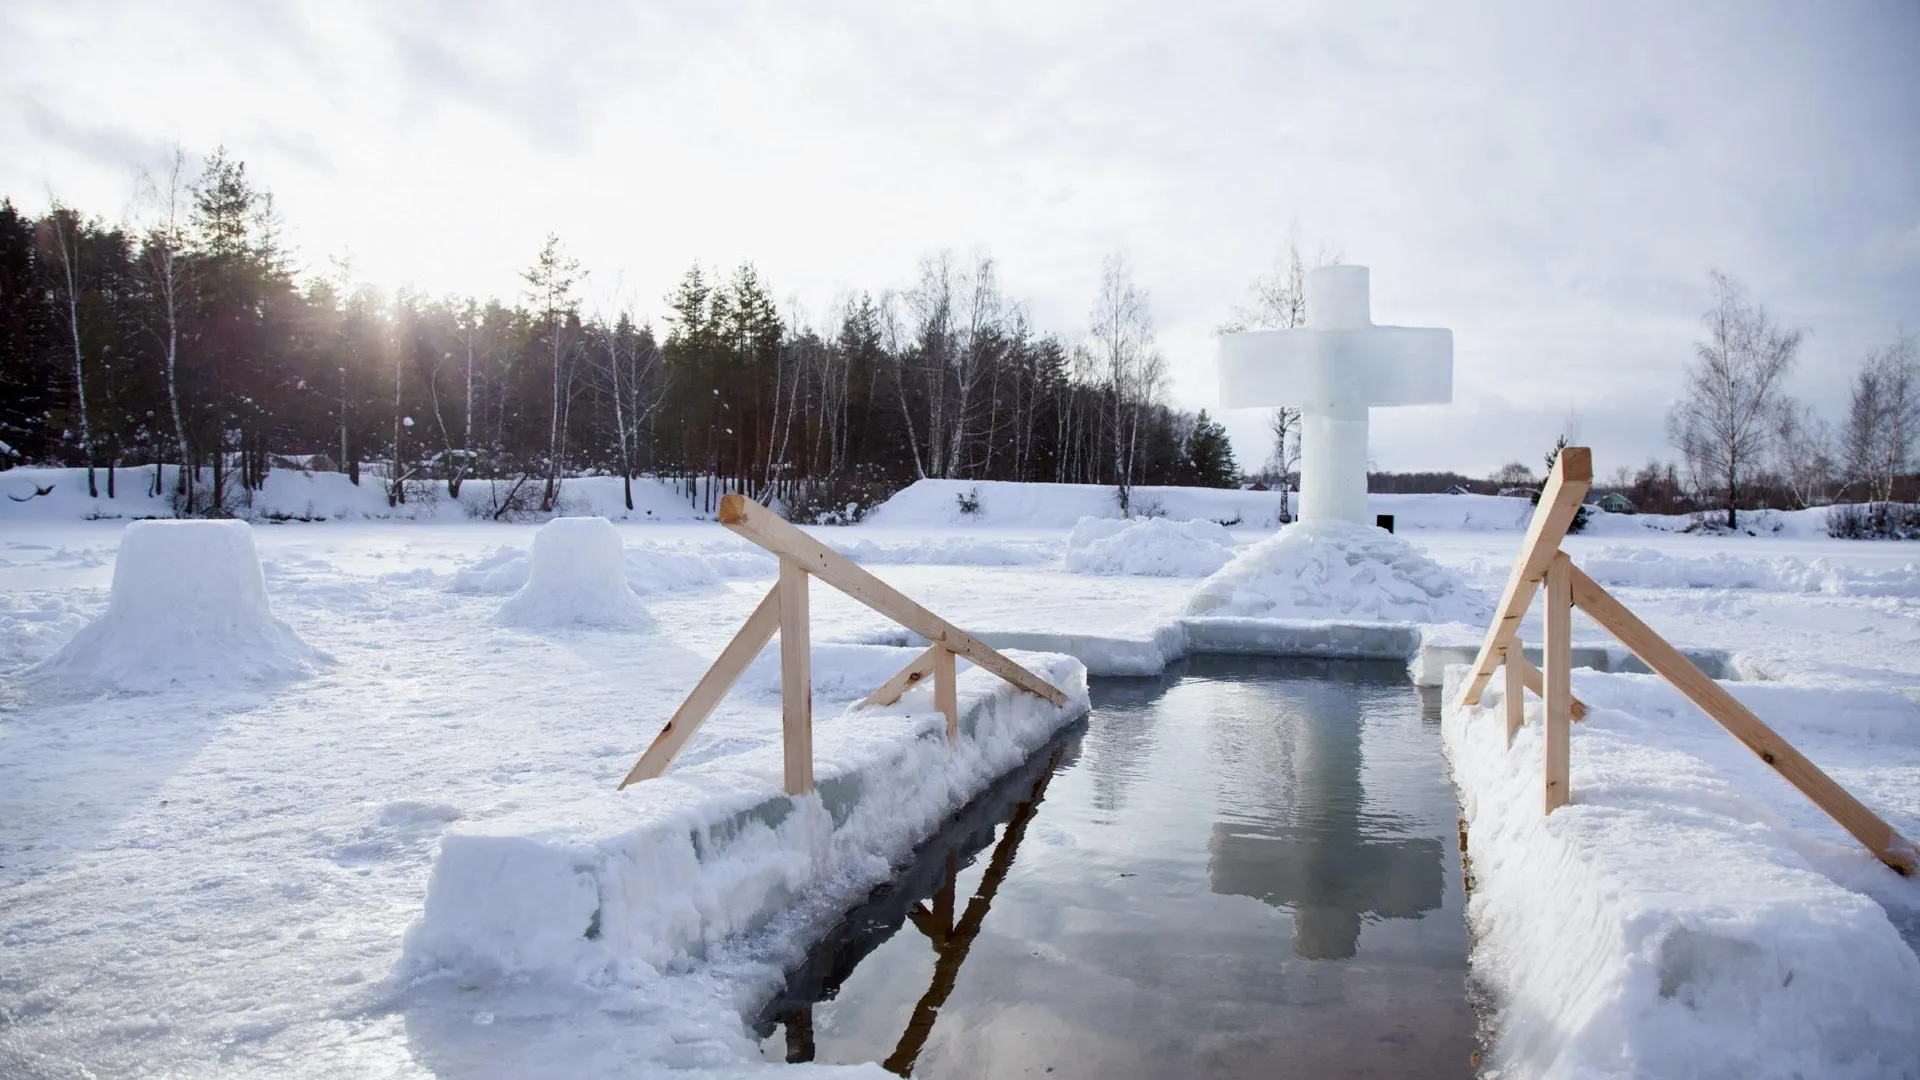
[1182,409,1240,488]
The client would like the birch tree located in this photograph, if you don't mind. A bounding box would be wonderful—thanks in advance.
[38,199,97,497]
[523,234,580,512]
[1667,272,1802,529]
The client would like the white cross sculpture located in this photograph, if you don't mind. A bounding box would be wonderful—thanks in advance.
[1218,265,1453,526]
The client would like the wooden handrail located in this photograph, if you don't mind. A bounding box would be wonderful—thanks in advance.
[619,494,1068,795]
[1459,446,1914,875]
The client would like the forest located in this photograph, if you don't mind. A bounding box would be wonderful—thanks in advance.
[0,149,1242,522]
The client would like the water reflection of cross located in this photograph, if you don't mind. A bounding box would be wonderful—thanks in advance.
[1208,675,1444,960]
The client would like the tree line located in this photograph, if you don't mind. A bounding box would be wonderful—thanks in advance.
[0,148,1241,521]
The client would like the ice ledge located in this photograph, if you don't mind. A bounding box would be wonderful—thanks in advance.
[400,652,1090,986]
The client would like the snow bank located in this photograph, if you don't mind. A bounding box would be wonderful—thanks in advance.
[495,517,656,630]
[1064,516,1238,577]
[1186,520,1491,625]
[402,651,1088,1005]
[1582,545,1920,598]
[1445,666,1920,1079]
[33,520,324,690]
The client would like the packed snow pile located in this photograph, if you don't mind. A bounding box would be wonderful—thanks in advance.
[494,517,657,630]
[1186,519,1490,624]
[1582,545,1920,598]
[33,520,324,690]
[1065,515,1238,577]
[1446,667,1920,1079]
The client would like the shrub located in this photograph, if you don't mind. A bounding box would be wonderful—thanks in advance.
[955,486,982,516]
[1827,502,1920,540]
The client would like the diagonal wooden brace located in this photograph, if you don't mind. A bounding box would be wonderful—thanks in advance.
[619,584,781,789]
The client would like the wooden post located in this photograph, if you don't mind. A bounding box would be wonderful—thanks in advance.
[1543,553,1573,811]
[1457,447,1591,710]
[1568,563,1915,876]
[934,647,959,740]
[779,556,813,796]
[1503,643,1525,747]
[620,584,782,788]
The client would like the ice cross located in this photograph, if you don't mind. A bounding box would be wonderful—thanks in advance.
[1219,265,1453,525]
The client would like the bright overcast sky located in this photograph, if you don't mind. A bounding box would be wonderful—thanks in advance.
[4,0,1917,478]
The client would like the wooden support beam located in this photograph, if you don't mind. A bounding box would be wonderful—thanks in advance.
[1503,644,1525,747]
[1568,562,1914,876]
[1507,643,1590,722]
[719,494,1066,707]
[1543,553,1573,812]
[619,584,781,789]
[859,645,942,709]
[1457,447,1591,711]
[779,556,814,796]
[934,647,959,741]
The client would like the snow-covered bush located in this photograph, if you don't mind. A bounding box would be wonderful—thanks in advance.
[1826,501,1920,540]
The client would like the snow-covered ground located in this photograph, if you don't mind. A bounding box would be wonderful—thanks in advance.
[3,476,1919,1077]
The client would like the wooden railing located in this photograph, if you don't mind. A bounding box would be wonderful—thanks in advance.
[620,494,1068,796]
[1458,447,1915,876]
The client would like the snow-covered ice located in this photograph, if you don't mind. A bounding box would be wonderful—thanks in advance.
[495,516,657,630]
[1446,667,1920,1079]
[3,477,1920,1077]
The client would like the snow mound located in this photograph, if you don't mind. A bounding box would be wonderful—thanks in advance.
[1582,546,1920,598]
[1065,516,1238,577]
[494,517,656,630]
[34,520,324,690]
[1186,519,1490,625]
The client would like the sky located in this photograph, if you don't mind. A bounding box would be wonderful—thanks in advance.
[4,0,1917,479]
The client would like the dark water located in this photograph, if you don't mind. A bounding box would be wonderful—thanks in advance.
[752,656,1478,1078]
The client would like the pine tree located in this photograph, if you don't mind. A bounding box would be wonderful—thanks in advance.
[1183,409,1240,488]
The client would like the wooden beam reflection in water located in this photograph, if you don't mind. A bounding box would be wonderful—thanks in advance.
[776,743,1063,1075]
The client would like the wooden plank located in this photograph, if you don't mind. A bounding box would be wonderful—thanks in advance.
[934,646,959,740]
[779,556,814,796]
[859,645,942,709]
[1503,644,1525,747]
[1568,562,1915,876]
[1508,644,1590,722]
[719,494,1067,707]
[619,584,781,789]
[1543,553,1573,812]
[1456,446,1592,710]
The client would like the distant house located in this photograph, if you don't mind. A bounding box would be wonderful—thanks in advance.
[1497,487,1538,499]
[1591,492,1636,514]
[1444,484,1472,496]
